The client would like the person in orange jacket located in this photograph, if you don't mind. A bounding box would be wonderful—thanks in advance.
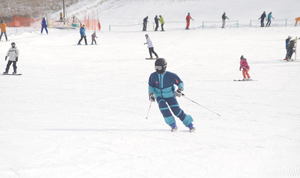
[0,20,8,41]
[186,13,194,30]
[295,17,300,26]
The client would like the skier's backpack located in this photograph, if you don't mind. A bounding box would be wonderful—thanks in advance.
[289,40,295,48]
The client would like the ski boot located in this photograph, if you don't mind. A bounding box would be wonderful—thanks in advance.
[170,123,178,132]
[188,123,195,133]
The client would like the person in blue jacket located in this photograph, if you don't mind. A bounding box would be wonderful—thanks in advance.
[285,36,292,60]
[78,24,87,45]
[41,17,48,34]
[266,12,274,27]
[148,58,195,132]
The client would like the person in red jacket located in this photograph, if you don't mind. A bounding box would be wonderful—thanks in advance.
[239,55,251,80]
[186,13,194,30]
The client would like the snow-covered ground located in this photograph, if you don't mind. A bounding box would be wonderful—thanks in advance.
[1,0,300,177]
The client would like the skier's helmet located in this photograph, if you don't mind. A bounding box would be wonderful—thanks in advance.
[11,42,15,47]
[155,58,167,74]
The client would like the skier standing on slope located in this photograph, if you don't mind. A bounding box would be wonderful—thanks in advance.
[91,31,98,45]
[0,20,8,41]
[287,39,296,60]
[159,15,165,31]
[154,15,159,31]
[239,55,251,80]
[285,36,292,60]
[143,16,148,31]
[148,58,195,132]
[144,34,158,59]
[222,12,229,28]
[186,13,194,30]
[258,11,266,27]
[41,17,48,34]
[3,42,19,74]
[77,24,87,45]
[266,12,274,27]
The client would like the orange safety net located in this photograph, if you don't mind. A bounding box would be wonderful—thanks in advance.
[3,12,101,31]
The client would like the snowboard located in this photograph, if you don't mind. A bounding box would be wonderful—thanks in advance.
[145,58,158,60]
[2,73,22,76]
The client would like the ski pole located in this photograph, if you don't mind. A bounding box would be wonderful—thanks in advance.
[182,93,221,117]
[145,101,152,119]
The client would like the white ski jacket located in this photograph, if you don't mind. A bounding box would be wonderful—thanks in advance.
[146,37,154,48]
[6,47,19,61]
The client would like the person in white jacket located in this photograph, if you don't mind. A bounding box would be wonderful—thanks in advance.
[144,34,158,59]
[3,42,19,74]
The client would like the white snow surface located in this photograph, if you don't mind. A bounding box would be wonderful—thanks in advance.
[1,0,300,178]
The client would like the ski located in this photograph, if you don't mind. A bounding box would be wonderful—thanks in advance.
[2,73,22,76]
[234,79,255,81]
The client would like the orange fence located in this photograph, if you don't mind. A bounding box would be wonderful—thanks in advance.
[4,16,101,31]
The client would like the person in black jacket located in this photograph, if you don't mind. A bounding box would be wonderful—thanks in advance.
[143,16,148,31]
[221,12,229,28]
[154,15,159,31]
[258,11,266,27]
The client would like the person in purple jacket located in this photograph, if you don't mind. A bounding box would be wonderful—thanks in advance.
[148,58,195,132]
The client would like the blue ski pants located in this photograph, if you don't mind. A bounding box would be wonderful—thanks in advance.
[156,96,193,127]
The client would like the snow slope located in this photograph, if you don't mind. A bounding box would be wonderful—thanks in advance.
[1,0,300,178]
[63,0,300,30]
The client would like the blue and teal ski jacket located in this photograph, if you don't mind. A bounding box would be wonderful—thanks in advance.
[80,27,86,36]
[148,71,184,98]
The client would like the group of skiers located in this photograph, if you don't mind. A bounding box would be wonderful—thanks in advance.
[77,24,98,45]
[143,15,165,31]
[142,11,282,30]
[258,11,274,27]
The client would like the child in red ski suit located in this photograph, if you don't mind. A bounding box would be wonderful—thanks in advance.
[239,55,251,80]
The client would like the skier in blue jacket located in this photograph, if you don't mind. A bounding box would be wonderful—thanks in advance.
[266,12,274,27]
[148,58,195,132]
[78,24,87,45]
[41,17,48,34]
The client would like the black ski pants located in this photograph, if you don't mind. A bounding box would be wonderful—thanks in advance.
[143,22,147,31]
[0,32,8,41]
[78,35,87,45]
[155,23,159,31]
[149,47,158,58]
[5,61,17,73]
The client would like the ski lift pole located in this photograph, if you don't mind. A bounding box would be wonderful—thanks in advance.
[182,93,221,117]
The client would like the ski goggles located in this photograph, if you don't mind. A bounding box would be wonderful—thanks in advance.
[155,65,166,70]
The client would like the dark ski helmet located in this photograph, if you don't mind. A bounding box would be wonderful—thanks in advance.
[155,58,167,74]
[11,42,16,47]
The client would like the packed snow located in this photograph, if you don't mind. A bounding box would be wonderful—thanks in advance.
[1,0,300,177]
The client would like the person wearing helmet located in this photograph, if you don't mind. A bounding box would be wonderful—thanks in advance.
[186,13,193,30]
[0,20,8,41]
[144,34,158,59]
[239,55,251,80]
[3,42,19,74]
[148,58,195,132]
[78,24,87,45]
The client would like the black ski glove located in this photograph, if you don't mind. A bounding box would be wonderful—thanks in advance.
[175,88,183,97]
[149,93,155,102]
[5,56,7,61]
[16,57,18,62]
